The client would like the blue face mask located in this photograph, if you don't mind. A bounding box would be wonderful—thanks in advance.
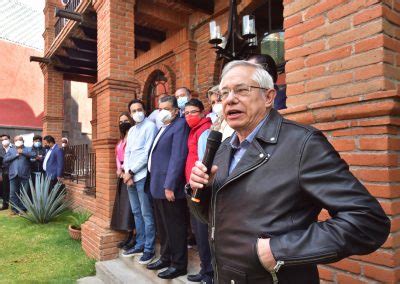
[34,142,41,148]
[177,96,189,109]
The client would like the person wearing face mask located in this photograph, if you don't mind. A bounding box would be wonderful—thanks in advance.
[206,85,234,141]
[0,134,12,210]
[3,136,35,215]
[175,87,191,117]
[61,137,69,149]
[30,135,46,185]
[183,99,213,284]
[111,112,136,251]
[42,135,64,192]
[122,99,158,265]
[146,96,190,280]
[148,93,169,130]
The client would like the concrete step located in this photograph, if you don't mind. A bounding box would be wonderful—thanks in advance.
[77,276,104,284]
[91,248,201,284]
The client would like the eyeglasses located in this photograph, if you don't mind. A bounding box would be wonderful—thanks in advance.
[184,110,200,116]
[219,85,268,100]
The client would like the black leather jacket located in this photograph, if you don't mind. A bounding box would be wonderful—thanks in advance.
[188,109,390,284]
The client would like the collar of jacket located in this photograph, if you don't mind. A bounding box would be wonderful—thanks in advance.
[254,108,283,145]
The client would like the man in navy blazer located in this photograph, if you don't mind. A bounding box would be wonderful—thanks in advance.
[3,135,35,214]
[42,135,64,190]
[146,96,190,279]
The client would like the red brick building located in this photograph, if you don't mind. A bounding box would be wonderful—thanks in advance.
[39,0,399,282]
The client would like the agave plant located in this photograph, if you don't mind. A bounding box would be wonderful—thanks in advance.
[11,174,71,224]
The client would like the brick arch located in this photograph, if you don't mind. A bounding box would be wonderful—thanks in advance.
[142,64,176,112]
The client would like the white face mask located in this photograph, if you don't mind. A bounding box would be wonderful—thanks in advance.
[158,109,173,124]
[212,103,223,115]
[2,139,10,147]
[177,96,189,109]
[62,143,66,148]
[15,141,24,147]
[132,111,145,123]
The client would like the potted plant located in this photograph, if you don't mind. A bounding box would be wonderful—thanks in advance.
[68,210,92,240]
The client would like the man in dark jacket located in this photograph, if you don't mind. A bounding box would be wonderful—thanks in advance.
[30,135,46,184]
[42,135,64,191]
[188,60,390,284]
[146,96,190,279]
[4,135,35,214]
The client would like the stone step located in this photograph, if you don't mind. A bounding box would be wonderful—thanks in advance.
[91,248,201,284]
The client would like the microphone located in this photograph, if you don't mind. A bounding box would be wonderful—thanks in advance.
[191,130,222,203]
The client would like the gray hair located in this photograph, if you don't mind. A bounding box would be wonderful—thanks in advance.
[220,60,274,90]
[159,95,178,109]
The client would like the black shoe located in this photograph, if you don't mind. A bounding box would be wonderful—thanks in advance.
[147,259,171,270]
[158,267,187,279]
[201,274,213,284]
[122,239,135,251]
[121,247,143,257]
[187,273,203,282]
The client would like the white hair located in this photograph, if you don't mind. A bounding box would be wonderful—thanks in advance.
[220,60,274,90]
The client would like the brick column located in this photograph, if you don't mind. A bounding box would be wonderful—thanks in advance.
[43,0,62,51]
[41,64,64,143]
[81,0,140,261]
[174,38,197,90]
[42,0,64,141]
[282,1,399,283]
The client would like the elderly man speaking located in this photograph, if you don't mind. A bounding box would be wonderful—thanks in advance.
[187,60,390,284]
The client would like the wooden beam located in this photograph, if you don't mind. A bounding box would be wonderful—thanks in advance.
[79,25,97,40]
[30,56,51,64]
[54,55,97,69]
[180,0,214,14]
[63,47,97,61]
[135,40,151,52]
[135,24,166,42]
[136,1,187,30]
[70,37,97,52]
[54,65,97,77]
[55,8,96,28]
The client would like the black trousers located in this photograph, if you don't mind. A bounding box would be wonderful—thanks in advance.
[154,198,188,270]
[1,173,10,207]
[191,214,213,276]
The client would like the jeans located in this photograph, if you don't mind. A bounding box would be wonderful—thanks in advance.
[127,177,155,253]
[10,177,28,213]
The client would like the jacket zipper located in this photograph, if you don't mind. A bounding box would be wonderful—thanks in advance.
[278,252,338,266]
[211,154,270,283]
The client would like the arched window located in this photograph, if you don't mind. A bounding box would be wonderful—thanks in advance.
[146,70,169,112]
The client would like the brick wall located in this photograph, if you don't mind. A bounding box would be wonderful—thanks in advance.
[282,0,400,283]
[64,180,96,214]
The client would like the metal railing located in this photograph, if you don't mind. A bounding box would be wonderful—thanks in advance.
[54,0,82,37]
[63,144,96,194]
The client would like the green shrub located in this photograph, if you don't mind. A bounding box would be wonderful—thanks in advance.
[11,174,71,224]
[68,210,92,230]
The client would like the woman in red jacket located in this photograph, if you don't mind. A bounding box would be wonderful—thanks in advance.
[184,99,213,284]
